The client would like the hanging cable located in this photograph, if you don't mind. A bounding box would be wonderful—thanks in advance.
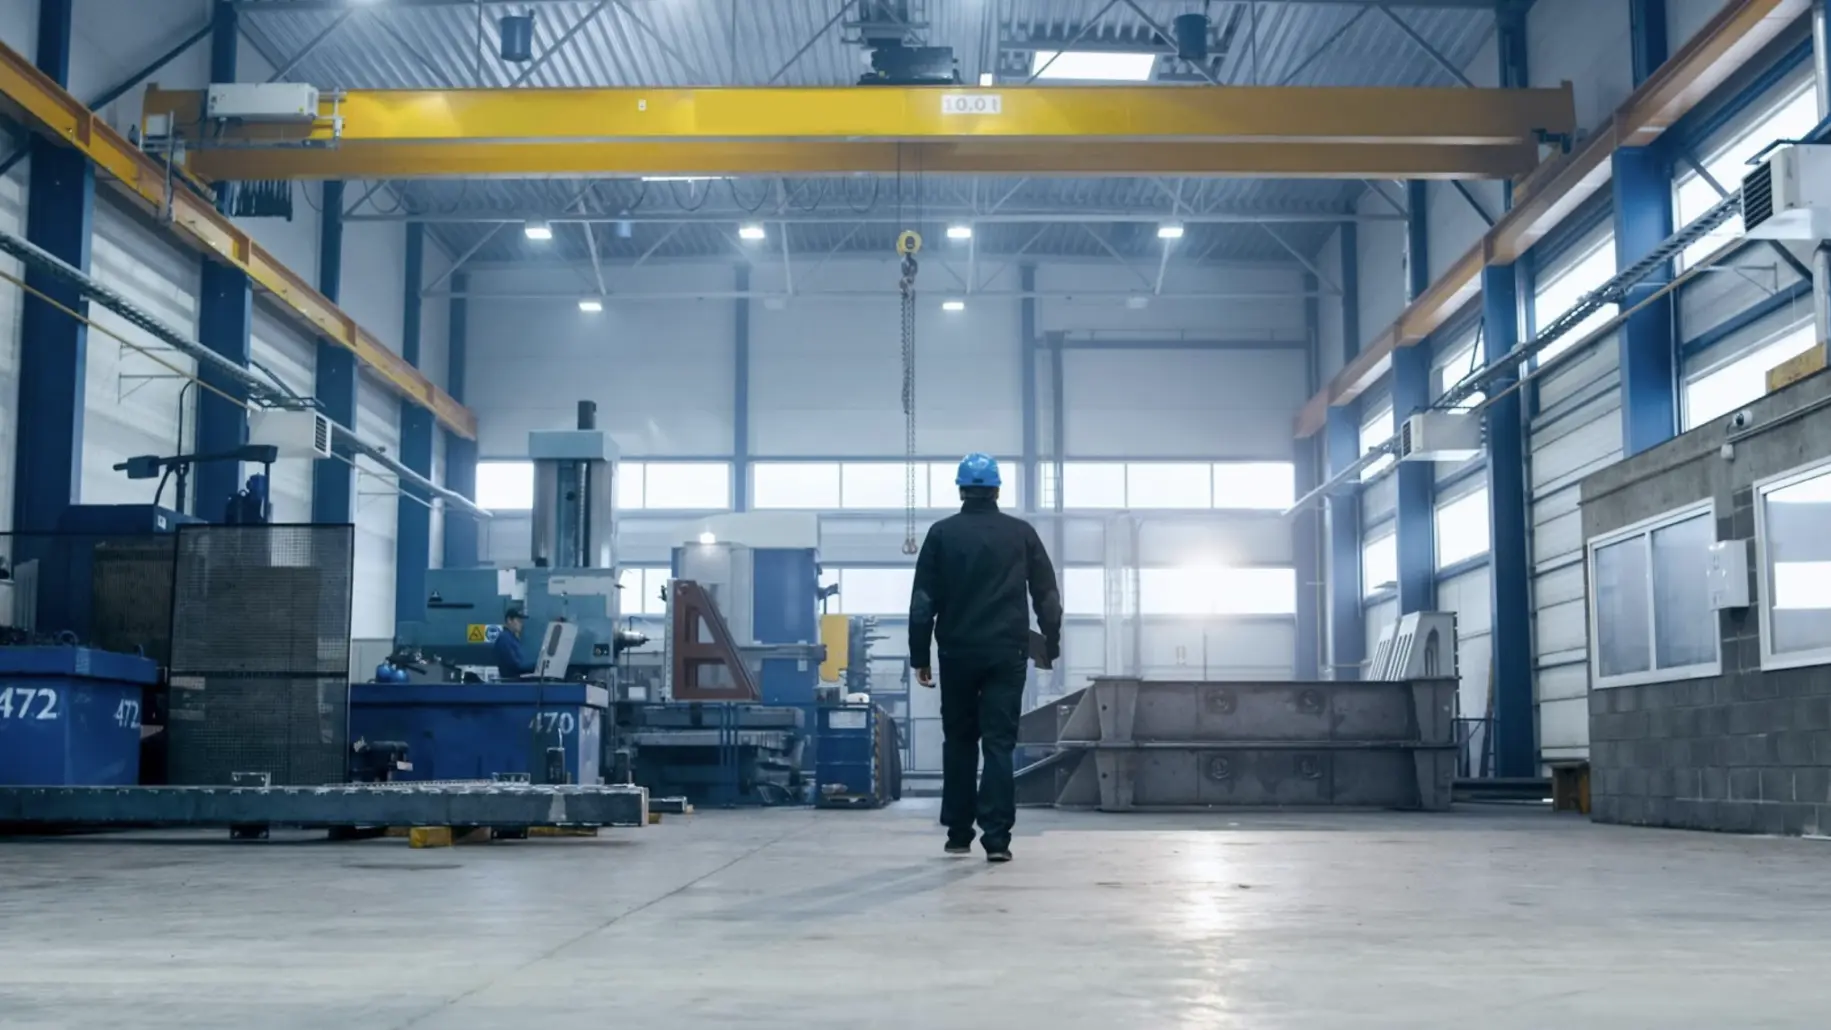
[898,228,921,554]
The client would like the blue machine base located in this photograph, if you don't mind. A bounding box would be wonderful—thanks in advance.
[0,647,155,786]
[349,682,606,785]
[814,704,897,809]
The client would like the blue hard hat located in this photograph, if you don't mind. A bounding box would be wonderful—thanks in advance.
[955,453,1002,488]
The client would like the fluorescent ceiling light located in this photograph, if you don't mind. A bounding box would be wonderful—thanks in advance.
[978,72,995,86]
[523,219,553,241]
[1031,50,1156,82]
[941,299,966,312]
[946,224,973,240]
[641,175,725,182]
[738,223,767,241]
[578,299,604,313]
[1157,223,1185,240]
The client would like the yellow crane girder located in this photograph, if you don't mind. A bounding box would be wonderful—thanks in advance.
[144,83,1576,181]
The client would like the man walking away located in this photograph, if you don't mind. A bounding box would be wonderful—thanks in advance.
[909,453,1063,863]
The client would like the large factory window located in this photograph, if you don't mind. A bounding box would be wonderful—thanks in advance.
[753,463,841,509]
[1358,405,1394,480]
[616,567,670,616]
[1138,567,1296,616]
[1673,78,1818,270]
[1062,567,1105,617]
[1049,461,1295,509]
[1586,502,1720,688]
[1362,531,1397,598]
[1683,322,1817,429]
[1531,232,1617,365]
[753,461,1023,511]
[476,461,535,509]
[1433,336,1484,410]
[1434,488,1490,569]
[637,462,731,510]
[827,568,917,616]
[1757,460,1831,670]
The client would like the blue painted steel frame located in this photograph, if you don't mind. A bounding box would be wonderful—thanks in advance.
[1395,181,1436,614]
[1618,0,1678,457]
[12,0,91,537]
[396,223,433,624]
[194,0,252,518]
[1326,225,1363,680]
[311,180,356,523]
[1021,264,1037,514]
[1481,264,1534,777]
[442,270,479,568]
[733,264,750,511]
[1294,275,1323,679]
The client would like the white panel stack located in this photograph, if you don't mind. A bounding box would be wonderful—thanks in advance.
[84,198,200,508]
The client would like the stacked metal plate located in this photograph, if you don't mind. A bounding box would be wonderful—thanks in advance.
[165,525,354,786]
[1015,678,1458,811]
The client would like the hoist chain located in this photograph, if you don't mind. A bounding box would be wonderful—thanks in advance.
[899,248,919,555]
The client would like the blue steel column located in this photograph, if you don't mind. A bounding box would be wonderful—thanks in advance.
[1326,225,1363,680]
[1482,264,1534,776]
[1395,180,1435,613]
[1294,274,1323,680]
[733,264,750,511]
[311,181,356,523]
[1020,264,1037,513]
[12,0,92,536]
[395,223,432,624]
[1617,0,1678,456]
[193,0,252,517]
[441,271,479,568]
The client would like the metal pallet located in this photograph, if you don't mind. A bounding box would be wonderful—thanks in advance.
[0,782,650,829]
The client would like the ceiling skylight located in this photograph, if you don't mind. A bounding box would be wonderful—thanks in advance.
[1030,51,1157,82]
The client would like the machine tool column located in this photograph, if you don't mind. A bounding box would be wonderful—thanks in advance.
[194,0,254,518]
[396,223,433,624]
[11,0,92,537]
[312,180,356,523]
[442,271,479,568]
[1617,0,1678,457]
[1394,181,1436,614]
[1482,263,1534,777]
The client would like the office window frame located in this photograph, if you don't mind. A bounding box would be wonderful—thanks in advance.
[1585,500,1722,689]
[1755,457,1831,671]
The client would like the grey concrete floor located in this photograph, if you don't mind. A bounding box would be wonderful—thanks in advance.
[2,803,1830,1029]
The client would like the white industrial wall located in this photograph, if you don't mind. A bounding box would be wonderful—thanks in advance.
[0,0,452,643]
[463,256,1312,773]
[1316,0,1824,768]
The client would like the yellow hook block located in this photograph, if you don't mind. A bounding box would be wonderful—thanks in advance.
[896,230,922,256]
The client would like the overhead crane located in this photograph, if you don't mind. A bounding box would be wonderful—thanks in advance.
[142,83,1577,182]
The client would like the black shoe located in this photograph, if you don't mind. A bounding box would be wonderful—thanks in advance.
[945,839,973,856]
[985,847,1013,863]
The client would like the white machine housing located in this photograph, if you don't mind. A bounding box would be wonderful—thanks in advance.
[1367,611,1459,681]
[1741,144,1831,241]
[205,83,321,122]
[248,409,333,459]
[1398,411,1484,463]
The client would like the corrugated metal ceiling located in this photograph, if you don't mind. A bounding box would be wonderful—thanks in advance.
[236,0,1495,264]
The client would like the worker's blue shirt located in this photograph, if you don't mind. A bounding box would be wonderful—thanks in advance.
[494,627,534,679]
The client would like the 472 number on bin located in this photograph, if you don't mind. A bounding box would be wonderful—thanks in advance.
[0,689,140,727]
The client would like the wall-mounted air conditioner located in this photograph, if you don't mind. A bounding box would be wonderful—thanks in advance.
[1397,411,1483,463]
[1741,144,1831,241]
[249,409,333,459]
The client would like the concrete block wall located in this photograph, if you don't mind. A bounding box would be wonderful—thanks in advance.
[1580,370,1831,836]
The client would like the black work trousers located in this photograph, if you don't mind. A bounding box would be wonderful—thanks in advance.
[938,648,1026,850]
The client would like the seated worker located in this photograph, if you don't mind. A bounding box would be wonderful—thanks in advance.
[493,607,537,680]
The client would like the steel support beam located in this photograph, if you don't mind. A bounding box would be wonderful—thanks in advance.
[146,83,1574,181]
[733,263,750,512]
[1481,263,1533,778]
[1021,264,1038,515]
[194,0,252,520]
[1295,0,1811,437]
[1617,4,1679,457]
[0,37,474,439]
[442,271,479,568]
[1327,226,1363,680]
[1395,179,1436,614]
[396,222,433,624]
[1295,274,1324,680]
[12,0,89,537]
[312,180,356,524]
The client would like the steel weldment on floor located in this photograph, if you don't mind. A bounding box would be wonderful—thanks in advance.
[1014,677,1458,811]
[0,782,650,829]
